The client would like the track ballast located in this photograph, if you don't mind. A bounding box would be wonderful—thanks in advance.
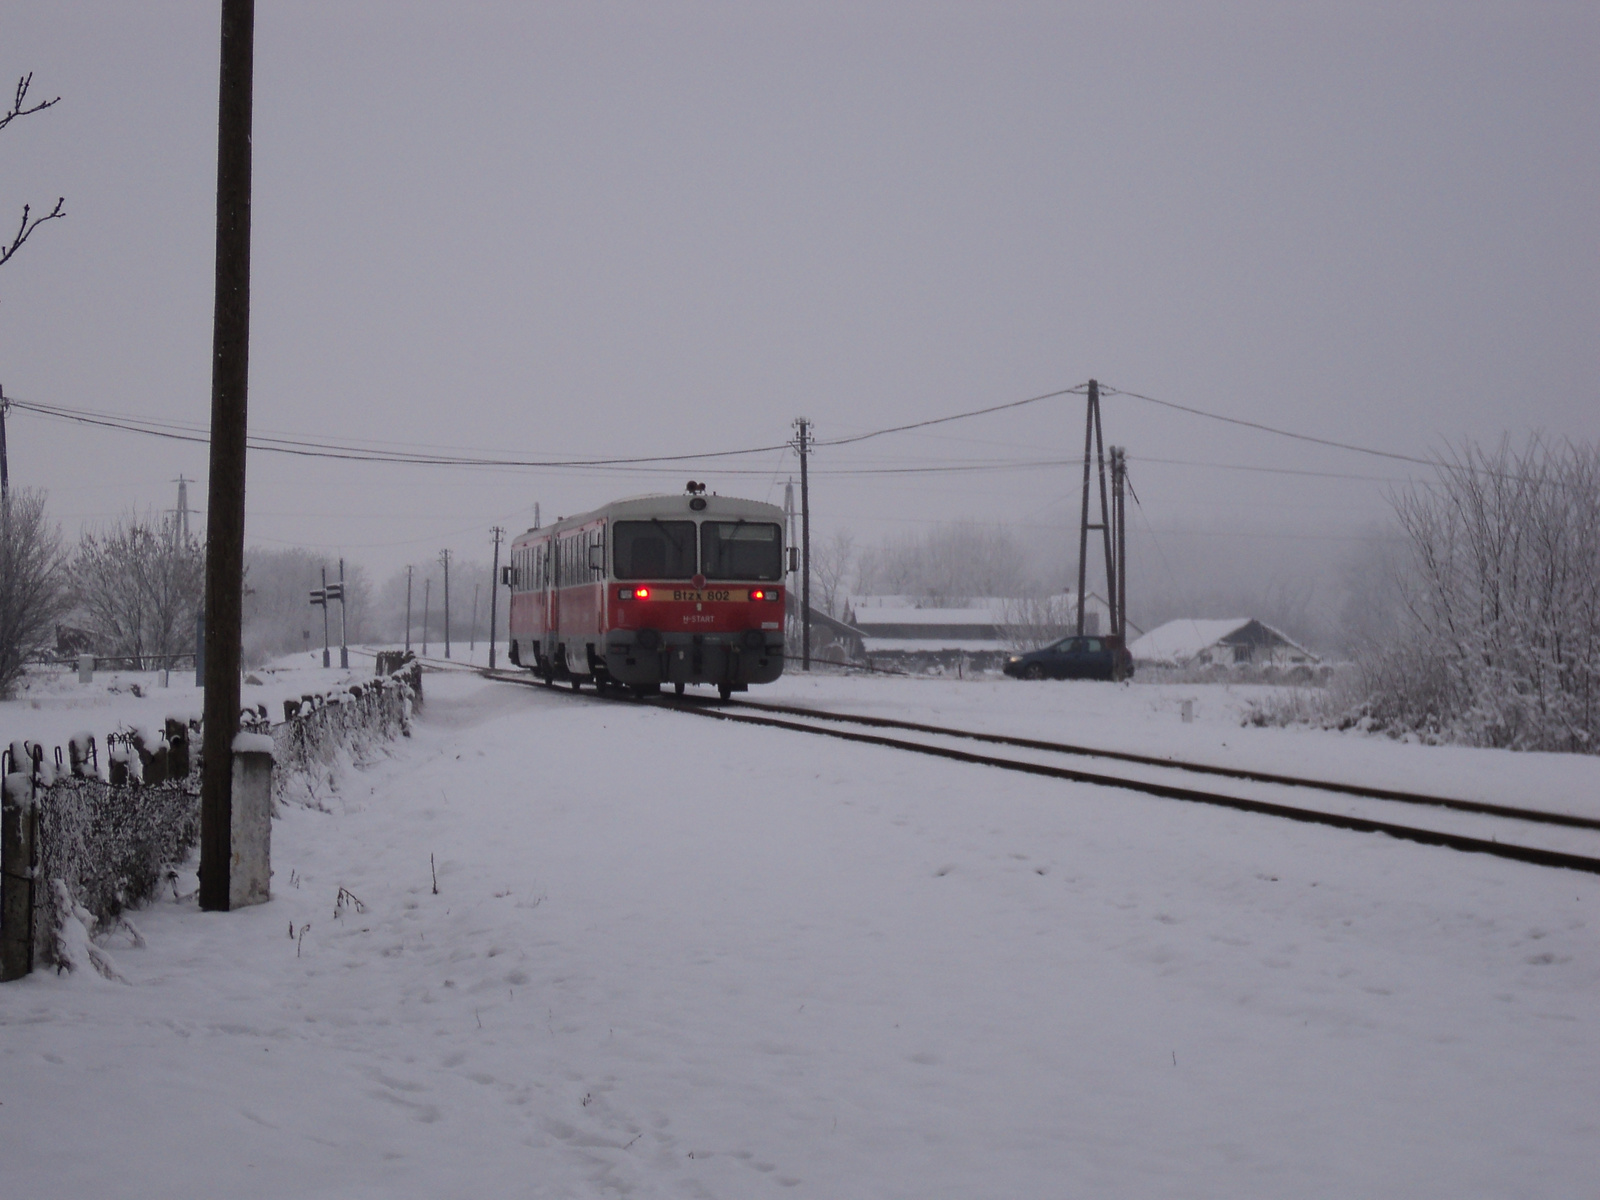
[422,656,1600,877]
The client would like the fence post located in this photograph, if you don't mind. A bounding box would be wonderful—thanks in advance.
[228,737,273,908]
[1,772,37,981]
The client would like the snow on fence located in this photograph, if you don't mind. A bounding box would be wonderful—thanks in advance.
[270,661,420,809]
[0,660,423,980]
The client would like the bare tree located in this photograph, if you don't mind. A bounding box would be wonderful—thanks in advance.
[0,74,64,271]
[1360,437,1600,751]
[995,594,1076,652]
[857,524,1028,602]
[0,490,70,695]
[812,528,856,618]
[71,513,204,668]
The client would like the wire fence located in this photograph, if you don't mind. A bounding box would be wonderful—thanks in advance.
[1,660,423,979]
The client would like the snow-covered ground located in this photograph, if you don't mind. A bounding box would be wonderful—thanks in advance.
[2,661,1596,1198]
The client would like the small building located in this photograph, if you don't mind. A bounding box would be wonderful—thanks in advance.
[1129,618,1319,670]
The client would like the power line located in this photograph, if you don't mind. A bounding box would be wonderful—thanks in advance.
[7,383,1093,472]
[5,383,1460,484]
[817,384,1089,448]
[7,396,795,468]
[1102,384,1435,467]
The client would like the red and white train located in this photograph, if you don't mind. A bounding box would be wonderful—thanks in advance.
[505,486,791,699]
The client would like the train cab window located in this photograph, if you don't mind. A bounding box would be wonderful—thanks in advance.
[613,521,696,580]
[701,521,782,581]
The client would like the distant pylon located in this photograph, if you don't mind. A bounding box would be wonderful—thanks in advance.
[172,475,192,542]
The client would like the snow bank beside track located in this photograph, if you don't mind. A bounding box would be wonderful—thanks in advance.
[0,670,1594,1198]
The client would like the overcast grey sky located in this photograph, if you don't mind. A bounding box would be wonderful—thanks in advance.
[1,2,1594,595]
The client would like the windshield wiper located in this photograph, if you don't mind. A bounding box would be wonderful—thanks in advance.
[651,518,692,576]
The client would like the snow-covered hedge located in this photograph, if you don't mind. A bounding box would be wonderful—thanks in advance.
[33,770,200,971]
[3,661,423,976]
[269,661,420,809]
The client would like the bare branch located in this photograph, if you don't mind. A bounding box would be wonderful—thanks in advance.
[0,73,60,131]
[0,73,66,273]
[0,197,66,268]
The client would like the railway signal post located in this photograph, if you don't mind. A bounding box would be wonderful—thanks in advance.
[309,571,338,669]
[337,558,349,669]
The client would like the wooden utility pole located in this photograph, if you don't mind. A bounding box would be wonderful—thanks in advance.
[422,578,431,656]
[1074,380,1115,638]
[440,549,451,659]
[1110,446,1127,640]
[199,0,255,912]
[793,418,812,670]
[488,526,504,669]
[404,564,413,653]
[0,383,10,502]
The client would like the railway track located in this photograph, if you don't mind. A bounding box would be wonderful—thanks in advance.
[415,655,1600,876]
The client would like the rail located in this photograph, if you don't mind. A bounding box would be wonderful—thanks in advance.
[415,655,1600,877]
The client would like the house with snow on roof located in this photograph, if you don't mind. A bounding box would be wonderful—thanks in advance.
[1129,618,1320,670]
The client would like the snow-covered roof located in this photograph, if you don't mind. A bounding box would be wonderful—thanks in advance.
[845,594,1108,629]
[1129,618,1318,665]
[854,605,1006,628]
[860,638,1013,655]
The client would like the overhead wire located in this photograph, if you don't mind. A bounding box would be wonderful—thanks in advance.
[815,384,1089,448]
[6,384,1092,472]
[1101,384,1435,467]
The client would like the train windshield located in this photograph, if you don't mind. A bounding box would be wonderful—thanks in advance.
[613,520,697,580]
[701,521,783,581]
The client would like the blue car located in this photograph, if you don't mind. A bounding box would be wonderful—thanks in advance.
[1003,635,1133,681]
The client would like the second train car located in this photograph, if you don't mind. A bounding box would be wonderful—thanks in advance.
[504,486,791,699]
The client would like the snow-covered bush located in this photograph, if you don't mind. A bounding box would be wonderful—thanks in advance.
[1349,438,1600,752]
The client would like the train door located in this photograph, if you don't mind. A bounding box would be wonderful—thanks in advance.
[546,534,561,663]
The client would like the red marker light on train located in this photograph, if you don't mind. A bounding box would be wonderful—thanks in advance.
[750,589,766,600]
[635,587,650,600]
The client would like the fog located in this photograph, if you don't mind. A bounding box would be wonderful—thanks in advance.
[1,2,1593,653]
